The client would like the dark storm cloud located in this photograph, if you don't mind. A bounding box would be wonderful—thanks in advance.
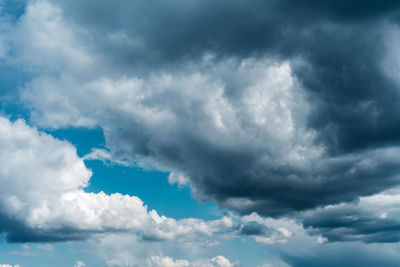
[301,193,400,243]
[53,0,400,69]
[304,212,400,244]
[38,0,400,160]
[239,221,279,237]
[277,0,400,21]
[49,0,400,211]
[11,0,400,243]
[52,0,400,152]
[106,121,400,217]
[0,212,91,243]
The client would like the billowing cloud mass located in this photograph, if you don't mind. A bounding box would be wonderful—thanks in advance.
[2,0,400,265]
[0,116,287,248]
[7,0,398,218]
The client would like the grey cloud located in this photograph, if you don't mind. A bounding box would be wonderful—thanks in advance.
[0,212,91,243]
[281,241,400,267]
[53,0,400,69]
[0,116,254,244]
[57,0,400,158]
[4,0,400,244]
[16,0,400,215]
[277,0,400,21]
[237,221,291,244]
[301,190,400,243]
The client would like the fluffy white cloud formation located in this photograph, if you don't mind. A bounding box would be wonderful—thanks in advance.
[0,116,288,246]
[2,0,400,249]
[107,255,239,267]
[0,116,91,230]
[0,116,197,239]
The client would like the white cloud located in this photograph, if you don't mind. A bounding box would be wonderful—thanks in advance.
[168,172,189,187]
[0,116,221,238]
[4,0,399,255]
[0,116,289,247]
[13,1,320,170]
[10,1,93,74]
[0,116,91,223]
[83,148,134,166]
[107,255,239,267]
[74,261,86,267]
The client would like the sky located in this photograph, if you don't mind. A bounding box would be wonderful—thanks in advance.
[2,0,400,266]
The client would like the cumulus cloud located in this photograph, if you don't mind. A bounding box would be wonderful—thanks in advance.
[107,255,239,267]
[2,0,400,249]
[238,213,293,244]
[0,116,287,246]
[10,0,400,223]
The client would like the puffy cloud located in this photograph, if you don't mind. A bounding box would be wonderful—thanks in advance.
[0,116,92,241]
[238,214,293,245]
[22,45,332,216]
[3,0,400,246]
[17,5,400,219]
[107,255,239,267]
[0,116,287,246]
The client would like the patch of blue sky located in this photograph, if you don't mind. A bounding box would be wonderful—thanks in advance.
[0,0,26,23]
[0,0,30,121]
[47,126,220,220]
[0,65,32,122]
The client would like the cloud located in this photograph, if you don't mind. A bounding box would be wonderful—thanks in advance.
[238,222,291,245]
[95,231,242,266]
[107,255,240,267]
[3,0,400,247]
[74,261,86,267]
[280,241,400,267]
[301,189,400,243]
[15,1,400,219]
[83,148,134,166]
[0,116,287,246]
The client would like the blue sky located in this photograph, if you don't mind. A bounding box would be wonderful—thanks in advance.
[2,0,400,266]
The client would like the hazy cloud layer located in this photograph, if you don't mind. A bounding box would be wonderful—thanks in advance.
[107,255,239,267]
